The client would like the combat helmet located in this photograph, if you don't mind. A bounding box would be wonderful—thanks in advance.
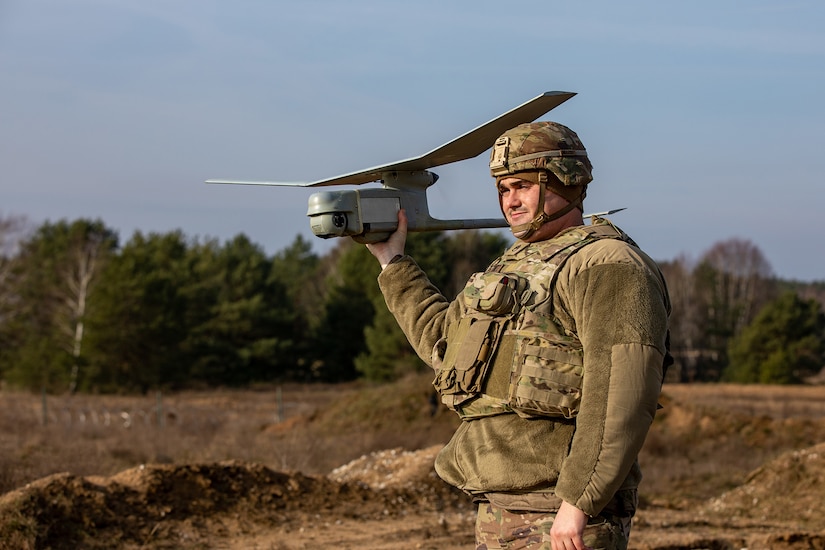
[489,121,593,239]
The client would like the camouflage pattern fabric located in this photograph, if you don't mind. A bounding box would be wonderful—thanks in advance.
[462,271,523,316]
[475,502,630,550]
[489,121,593,187]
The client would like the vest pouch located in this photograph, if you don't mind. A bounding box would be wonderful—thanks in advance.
[433,315,502,400]
[463,271,524,316]
[509,332,584,419]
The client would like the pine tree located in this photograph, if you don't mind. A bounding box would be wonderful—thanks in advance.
[725,291,825,384]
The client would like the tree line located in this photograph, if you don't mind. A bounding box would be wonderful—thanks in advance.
[660,240,824,383]
[0,214,823,394]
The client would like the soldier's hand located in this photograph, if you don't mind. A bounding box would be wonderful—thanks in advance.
[550,501,591,550]
[366,209,408,270]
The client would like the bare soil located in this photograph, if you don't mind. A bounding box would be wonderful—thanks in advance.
[2,382,825,549]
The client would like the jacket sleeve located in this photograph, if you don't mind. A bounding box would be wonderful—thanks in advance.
[376,255,463,367]
[553,247,670,516]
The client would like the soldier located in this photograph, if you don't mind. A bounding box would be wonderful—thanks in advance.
[366,121,671,550]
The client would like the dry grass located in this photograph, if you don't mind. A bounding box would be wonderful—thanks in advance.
[0,376,455,495]
[0,385,335,494]
[662,383,825,419]
[2,377,824,513]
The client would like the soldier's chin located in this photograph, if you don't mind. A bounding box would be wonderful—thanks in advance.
[511,226,530,239]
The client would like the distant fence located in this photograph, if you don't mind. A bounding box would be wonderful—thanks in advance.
[38,391,178,429]
[33,387,288,429]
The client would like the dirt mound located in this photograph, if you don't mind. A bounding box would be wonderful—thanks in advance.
[329,445,467,512]
[702,442,825,528]
[0,450,468,550]
[329,445,442,490]
[4,442,825,550]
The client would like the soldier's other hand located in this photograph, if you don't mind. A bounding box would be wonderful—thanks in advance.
[550,501,591,550]
[366,209,408,270]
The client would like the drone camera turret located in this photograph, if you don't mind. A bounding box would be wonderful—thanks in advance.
[307,170,443,243]
[306,190,361,238]
[307,189,401,243]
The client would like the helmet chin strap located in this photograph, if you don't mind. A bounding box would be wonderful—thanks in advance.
[508,179,585,240]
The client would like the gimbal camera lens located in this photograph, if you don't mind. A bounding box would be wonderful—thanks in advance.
[332,213,347,228]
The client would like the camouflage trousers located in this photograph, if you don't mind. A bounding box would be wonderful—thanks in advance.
[474,502,631,550]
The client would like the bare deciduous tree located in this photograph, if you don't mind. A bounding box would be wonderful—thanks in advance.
[701,238,776,336]
[659,254,703,381]
[687,238,778,380]
[54,229,113,393]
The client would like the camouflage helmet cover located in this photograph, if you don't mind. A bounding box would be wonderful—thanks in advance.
[489,121,593,187]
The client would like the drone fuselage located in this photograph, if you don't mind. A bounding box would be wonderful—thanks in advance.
[306,170,509,243]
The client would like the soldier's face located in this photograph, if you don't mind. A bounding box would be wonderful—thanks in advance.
[497,177,578,242]
[498,177,540,227]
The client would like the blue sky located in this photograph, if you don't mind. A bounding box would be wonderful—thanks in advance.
[1,0,823,281]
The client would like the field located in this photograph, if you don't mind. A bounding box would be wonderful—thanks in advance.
[1,376,825,549]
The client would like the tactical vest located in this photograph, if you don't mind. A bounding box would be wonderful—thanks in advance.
[431,220,635,420]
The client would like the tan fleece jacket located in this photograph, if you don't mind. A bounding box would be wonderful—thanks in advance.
[377,227,670,517]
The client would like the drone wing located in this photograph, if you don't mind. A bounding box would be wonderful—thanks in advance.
[206,91,575,188]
